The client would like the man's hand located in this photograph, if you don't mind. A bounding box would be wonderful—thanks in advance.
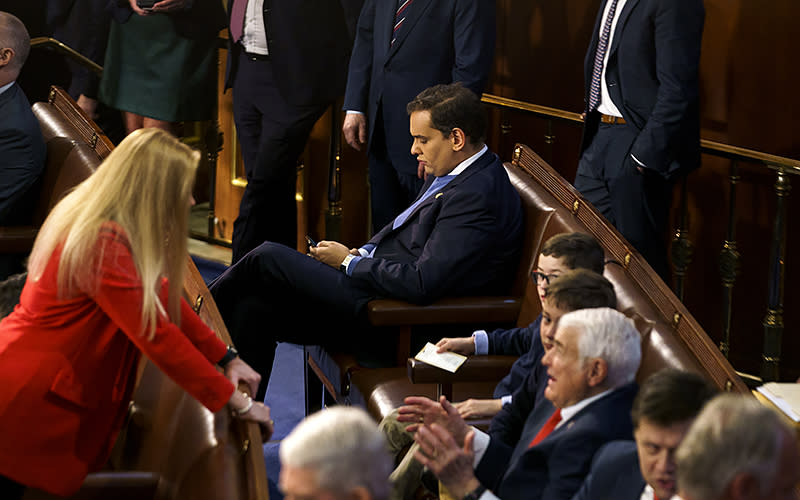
[436,336,476,355]
[309,240,351,269]
[128,0,150,15]
[224,357,261,398]
[417,162,428,181]
[414,425,482,499]
[343,113,367,151]
[398,396,470,446]
[453,398,504,419]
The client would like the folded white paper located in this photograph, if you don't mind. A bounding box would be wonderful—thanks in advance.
[414,342,467,373]
[757,382,800,422]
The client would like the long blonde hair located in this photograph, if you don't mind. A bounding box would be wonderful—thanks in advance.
[28,128,200,339]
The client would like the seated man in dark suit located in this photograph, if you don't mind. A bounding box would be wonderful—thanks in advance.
[403,307,641,500]
[0,11,46,279]
[572,369,716,500]
[211,83,523,401]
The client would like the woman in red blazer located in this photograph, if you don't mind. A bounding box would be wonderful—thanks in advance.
[0,129,272,498]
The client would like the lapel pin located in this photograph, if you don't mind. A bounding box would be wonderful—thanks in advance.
[435,192,444,199]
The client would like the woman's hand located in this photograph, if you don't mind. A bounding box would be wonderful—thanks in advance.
[150,0,190,13]
[128,0,151,16]
[224,357,261,398]
[228,391,274,442]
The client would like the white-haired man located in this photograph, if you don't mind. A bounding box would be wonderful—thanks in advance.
[279,406,393,500]
[402,307,642,500]
[675,394,800,500]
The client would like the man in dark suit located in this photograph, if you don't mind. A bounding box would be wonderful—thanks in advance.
[571,369,716,500]
[574,0,705,279]
[0,12,46,279]
[405,307,641,500]
[342,0,495,233]
[226,0,363,263]
[211,84,522,401]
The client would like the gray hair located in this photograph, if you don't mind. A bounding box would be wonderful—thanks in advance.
[557,307,641,387]
[0,12,31,73]
[280,407,392,500]
[675,394,791,500]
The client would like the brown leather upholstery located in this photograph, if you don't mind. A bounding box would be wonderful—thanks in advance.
[348,144,747,423]
[32,86,114,158]
[0,137,99,254]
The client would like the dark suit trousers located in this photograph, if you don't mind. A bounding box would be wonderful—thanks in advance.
[231,52,329,263]
[368,106,424,233]
[209,242,375,401]
[575,122,672,280]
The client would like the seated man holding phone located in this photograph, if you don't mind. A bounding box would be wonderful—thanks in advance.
[210,83,523,401]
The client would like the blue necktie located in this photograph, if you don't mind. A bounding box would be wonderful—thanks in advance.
[392,175,455,229]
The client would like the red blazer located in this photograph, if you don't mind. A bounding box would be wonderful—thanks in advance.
[0,224,235,496]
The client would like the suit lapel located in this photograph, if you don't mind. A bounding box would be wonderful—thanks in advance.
[385,0,434,61]
[609,0,641,56]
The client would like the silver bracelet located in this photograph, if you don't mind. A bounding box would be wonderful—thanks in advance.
[233,394,254,416]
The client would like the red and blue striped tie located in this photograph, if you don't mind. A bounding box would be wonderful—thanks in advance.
[587,0,620,111]
[392,0,413,46]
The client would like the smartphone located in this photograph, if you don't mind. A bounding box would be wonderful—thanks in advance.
[305,235,318,248]
[136,0,157,9]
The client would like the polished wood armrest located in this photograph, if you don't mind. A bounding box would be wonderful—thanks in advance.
[0,226,37,254]
[367,296,521,326]
[407,355,517,401]
[407,356,517,384]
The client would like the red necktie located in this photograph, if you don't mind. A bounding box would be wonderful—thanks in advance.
[528,409,562,448]
[230,0,248,43]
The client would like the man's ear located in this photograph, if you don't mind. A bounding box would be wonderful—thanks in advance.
[586,358,608,387]
[727,472,760,500]
[451,127,467,152]
[349,486,372,500]
[0,47,14,69]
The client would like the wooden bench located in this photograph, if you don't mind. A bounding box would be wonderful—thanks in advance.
[347,143,747,423]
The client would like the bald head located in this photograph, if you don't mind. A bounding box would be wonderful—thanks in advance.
[0,12,31,82]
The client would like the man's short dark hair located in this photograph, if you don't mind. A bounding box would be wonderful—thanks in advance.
[631,369,717,429]
[0,12,31,72]
[541,232,604,274]
[544,269,616,311]
[406,83,486,145]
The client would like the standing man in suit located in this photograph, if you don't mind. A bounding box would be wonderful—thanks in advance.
[0,12,46,279]
[211,84,522,401]
[676,394,800,500]
[404,307,642,500]
[574,0,705,279]
[226,0,363,263]
[572,369,717,500]
[342,0,495,233]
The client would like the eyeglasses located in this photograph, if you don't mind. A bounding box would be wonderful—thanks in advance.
[531,271,560,287]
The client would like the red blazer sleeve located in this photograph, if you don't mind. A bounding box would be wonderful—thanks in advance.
[88,229,235,412]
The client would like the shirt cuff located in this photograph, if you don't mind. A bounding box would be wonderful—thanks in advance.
[501,394,512,406]
[472,427,491,467]
[472,330,489,355]
[359,243,375,257]
[346,255,362,276]
[346,110,365,115]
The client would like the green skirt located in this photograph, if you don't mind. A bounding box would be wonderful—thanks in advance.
[99,12,218,122]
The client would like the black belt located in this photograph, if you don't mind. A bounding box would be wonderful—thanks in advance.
[243,51,270,61]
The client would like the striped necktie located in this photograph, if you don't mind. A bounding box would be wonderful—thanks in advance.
[230,0,248,43]
[587,0,620,112]
[528,409,562,448]
[392,0,413,46]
